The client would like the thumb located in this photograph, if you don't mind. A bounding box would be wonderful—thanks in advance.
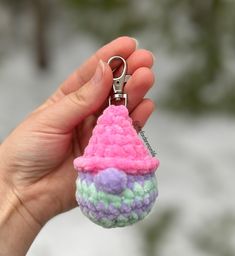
[39,60,113,133]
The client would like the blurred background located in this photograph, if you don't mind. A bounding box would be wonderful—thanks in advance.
[1,0,235,255]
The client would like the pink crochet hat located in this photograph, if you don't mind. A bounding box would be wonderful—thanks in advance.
[74,105,159,175]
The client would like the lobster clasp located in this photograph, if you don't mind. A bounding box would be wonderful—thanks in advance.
[108,56,131,107]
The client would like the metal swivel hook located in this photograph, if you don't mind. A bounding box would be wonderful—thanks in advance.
[108,56,131,107]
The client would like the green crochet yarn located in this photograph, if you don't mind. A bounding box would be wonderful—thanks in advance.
[75,173,158,228]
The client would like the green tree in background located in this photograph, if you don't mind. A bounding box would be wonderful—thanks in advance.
[61,0,146,42]
[63,0,235,113]
[154,0,235,114]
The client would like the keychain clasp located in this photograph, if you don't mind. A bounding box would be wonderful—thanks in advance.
[108,56,131,107]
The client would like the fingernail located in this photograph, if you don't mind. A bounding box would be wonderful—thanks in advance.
[92,60,105,84]
[131,37,139,49]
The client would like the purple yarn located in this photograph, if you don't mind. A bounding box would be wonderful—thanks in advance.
[149,191,155,202]
[121,203,132,213]
[108,204,119,215]
[78,184,157,216]
[87,201,96,212]
[94,168,127,194]
[135,208,143,218]
[79,172,154,181]
[77,171,157,227]
[143,197,150,206]
[107,214,117,221]
[135,199,143,209]
[96,202,106,211]
[79,198,156,222]
[79,172,93,184]
[127,180,133,189]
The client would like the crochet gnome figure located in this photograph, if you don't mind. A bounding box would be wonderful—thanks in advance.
[73,105,159,228]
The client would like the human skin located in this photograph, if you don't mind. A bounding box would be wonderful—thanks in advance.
[0,36,155,255]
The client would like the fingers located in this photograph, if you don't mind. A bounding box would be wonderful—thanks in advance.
[51,36,137,100]
[130,99,155,129]
[38,37,156,133]
[48,42,154,107]
[126,67,155,112]
[37,60,113,133]
[111,49,155,113]
[127,49,154,72]
[114,48,154,76]
[89,48,154,116]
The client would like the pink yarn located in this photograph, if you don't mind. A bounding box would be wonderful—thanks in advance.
[74,105,159,174]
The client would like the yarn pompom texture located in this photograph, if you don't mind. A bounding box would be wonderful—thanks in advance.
[74,105,159,228]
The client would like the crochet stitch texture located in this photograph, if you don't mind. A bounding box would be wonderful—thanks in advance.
[74,105,159,228]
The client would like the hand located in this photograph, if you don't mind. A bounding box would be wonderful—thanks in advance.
[0,36,155,254]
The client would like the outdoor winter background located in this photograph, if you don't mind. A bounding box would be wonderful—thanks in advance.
[1,1,235,255]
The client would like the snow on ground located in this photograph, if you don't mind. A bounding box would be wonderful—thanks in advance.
[0,35,235,256]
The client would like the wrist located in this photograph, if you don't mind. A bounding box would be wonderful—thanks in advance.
[0,180,41,256]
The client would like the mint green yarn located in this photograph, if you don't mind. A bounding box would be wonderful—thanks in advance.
[76,176,158,228]
[123,189,135,199]
[133,183,145,196]
[76,177,157,208]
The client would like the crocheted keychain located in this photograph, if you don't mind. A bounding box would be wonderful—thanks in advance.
[73,56,159,228]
